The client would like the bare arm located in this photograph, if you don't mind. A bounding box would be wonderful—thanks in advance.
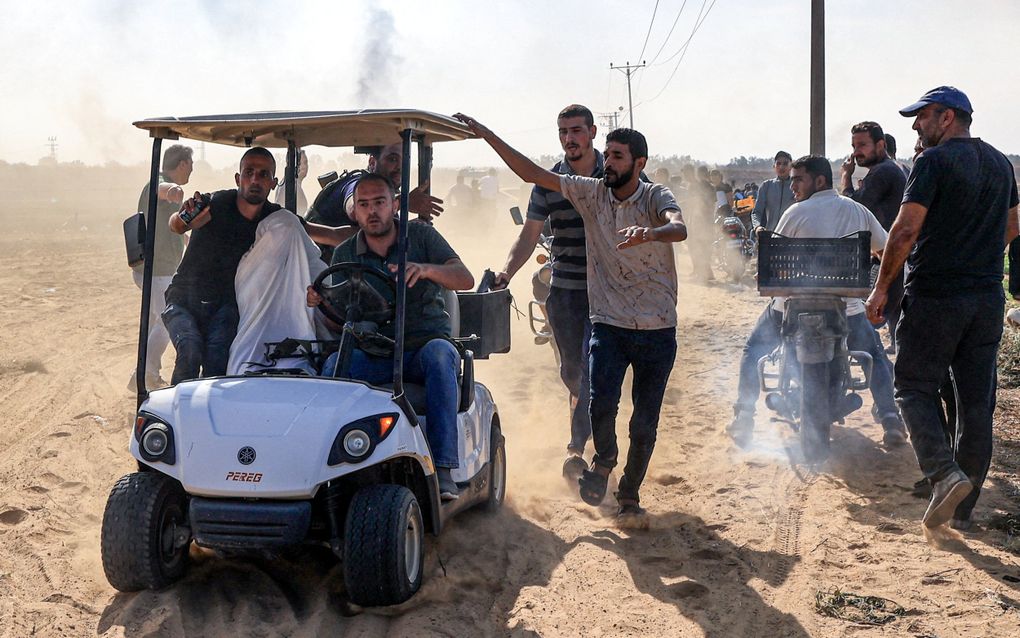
[495,218,544,287]
[393,258,474,291]
[305,223,357,247]
[169,192,212,234]
[1006,205,1019,244]
[453,113,561,192]
[617,210,687,249]
[865,202,926,323]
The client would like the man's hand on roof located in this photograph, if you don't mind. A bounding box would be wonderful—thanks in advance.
[408,180,443,220]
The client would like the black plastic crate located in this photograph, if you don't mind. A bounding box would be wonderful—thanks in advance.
[757,231,872,297]
[456,288,511,359]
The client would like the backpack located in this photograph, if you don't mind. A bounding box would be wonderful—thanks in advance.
[306,169,368,262]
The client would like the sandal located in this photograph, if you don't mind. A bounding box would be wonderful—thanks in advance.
[578,465,610,506]
[562,455,588,482]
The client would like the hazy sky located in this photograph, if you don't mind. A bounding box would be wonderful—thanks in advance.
[2,0,1018,168]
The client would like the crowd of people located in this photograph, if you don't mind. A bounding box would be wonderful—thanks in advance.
[130,86,1018,530]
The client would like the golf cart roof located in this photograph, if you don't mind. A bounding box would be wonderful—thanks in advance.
[133,109,474,148]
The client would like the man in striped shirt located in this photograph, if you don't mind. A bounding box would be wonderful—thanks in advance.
[492,104,603,478]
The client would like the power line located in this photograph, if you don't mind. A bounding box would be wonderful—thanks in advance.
[647,0,689,65]
[636,0,660,62]
[638,0,718,106]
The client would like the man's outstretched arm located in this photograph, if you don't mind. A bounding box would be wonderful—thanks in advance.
[453,114,561,192]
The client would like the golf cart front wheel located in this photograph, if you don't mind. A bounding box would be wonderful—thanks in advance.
[344,484,424,607]
[485,422,506,511]
[100,471,190,591]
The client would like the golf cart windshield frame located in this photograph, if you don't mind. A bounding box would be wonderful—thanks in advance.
[131,110,474,411]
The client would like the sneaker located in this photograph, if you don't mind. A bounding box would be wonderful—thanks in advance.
[923,469,972,528]
[881,418,907,447]
[726,412,754,448]
[437,468,459,501]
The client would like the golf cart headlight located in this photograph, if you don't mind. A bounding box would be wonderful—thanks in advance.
[141,424,169,456]
[134,413,176,465]
[328,412,400,466]
[343,429,372,457]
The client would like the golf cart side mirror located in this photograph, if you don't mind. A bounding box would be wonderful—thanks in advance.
[509,206,524,226]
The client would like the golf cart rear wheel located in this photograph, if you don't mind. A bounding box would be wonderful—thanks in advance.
[100,472,190,591]
[485,422,506,511]
[344,484,424,607]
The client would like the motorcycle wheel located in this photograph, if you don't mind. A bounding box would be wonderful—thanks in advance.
[799,361,833,462]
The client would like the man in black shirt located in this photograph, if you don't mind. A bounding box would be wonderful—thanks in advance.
[840,121,908,354]
[867,87,1019,530]
[164,147,350,384]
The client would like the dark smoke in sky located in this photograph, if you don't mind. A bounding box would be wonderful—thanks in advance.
[355,8,402,107]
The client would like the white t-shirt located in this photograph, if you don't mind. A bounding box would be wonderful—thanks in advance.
[772,189,887,316]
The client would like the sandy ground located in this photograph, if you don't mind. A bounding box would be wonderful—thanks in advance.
[1,200,1019,638]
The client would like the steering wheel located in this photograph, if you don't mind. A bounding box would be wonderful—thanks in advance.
[312,262,396,326]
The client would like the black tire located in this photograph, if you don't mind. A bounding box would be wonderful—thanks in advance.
[800,362,833,462]
[485,422,507,512]
[100,472,190,591]
[344,484,424,607]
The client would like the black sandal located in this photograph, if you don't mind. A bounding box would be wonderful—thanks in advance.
[578,467,609,506]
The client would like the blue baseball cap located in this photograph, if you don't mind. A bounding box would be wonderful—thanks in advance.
[899,86,973,117]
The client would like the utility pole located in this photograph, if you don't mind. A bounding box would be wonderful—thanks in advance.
[45,136,58,159]
[598,109,622,131]
[810,0,825,156]
[610,61,645,129]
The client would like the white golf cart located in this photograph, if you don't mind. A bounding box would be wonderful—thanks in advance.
[103,110,510,607]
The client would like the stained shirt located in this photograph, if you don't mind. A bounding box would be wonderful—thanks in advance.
[558,175,681,330]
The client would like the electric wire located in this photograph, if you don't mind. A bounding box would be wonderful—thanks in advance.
[647,0,689,65]
[636,0,660,62]
[636,0,718,107]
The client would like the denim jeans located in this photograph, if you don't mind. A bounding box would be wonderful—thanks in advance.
[846,313,899,424]
[544,286,593,454]
[895,290,1004,520]
[589,323,677,503]
[161,296,239,385]
[324,339,461,468]
[734,305,899,425]
[734,304,782,416]
[133,271,173,380]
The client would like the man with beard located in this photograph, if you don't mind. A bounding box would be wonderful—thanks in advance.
[307,173,474,500]
[840,122,908,352]
[305,142,444,261]
[454,112,687,520]
[751,151,795,233]
[728,156,903,451]
[867,87,1019,530]
[490,104,603,478]
[164,147,348,384]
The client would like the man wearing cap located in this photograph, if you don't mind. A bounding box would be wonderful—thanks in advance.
[867,87,1019,530]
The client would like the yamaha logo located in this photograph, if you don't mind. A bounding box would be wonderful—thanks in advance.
[237,446,257,465]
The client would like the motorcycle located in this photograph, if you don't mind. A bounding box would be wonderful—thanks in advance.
[755,231,875,461]
[713,200,756,282]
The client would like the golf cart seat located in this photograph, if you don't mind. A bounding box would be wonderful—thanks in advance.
[380,348,474,415]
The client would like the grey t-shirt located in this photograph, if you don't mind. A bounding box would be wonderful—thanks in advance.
[133,174,186,277]
[558,175,681,330]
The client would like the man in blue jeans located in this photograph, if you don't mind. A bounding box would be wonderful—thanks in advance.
[491,104,603,478]
[729,156,904,450]
[455,113,687,519]
[868,86,1019,530]
[308,173,474,501]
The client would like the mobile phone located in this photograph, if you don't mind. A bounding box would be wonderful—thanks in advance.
[179,193,211,225]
